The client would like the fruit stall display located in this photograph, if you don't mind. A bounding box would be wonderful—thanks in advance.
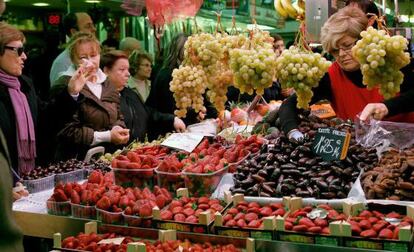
[230,113,378,199]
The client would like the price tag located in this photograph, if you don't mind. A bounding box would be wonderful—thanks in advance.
[312,127,351,161]
[310,103,336,119]
[97,237,124,245]
[161,133,205,153]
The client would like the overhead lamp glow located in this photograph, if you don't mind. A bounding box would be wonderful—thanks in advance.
[4,0,10,2]
[85,0,101,3]
[33,2,50,6]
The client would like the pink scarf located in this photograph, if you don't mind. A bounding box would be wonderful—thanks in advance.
[0,69,36,174]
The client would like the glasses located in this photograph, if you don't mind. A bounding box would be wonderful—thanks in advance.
[4,46,25,56]
[331,40,356,56]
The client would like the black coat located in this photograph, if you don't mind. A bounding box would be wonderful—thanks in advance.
[120,87,174,141]
[226,81,284,108]
[147,67,217,135]
[0,76,38,176]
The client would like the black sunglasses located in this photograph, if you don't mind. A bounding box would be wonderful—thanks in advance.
[4,46,25,56]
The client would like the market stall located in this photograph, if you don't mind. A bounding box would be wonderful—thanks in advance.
[8,0,414,252]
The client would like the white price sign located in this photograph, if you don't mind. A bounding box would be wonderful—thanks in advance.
[161,133,205,153]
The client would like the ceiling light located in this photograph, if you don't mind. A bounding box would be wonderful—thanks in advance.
[4,0,10,2]
[32,2,50,6]
[86,0,101,3]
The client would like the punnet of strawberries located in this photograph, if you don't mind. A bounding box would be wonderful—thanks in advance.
[62,233,241,252]
[160,196,226,224]
[223,201,286,229]
[349,210,413,239]
[284,204,347,235]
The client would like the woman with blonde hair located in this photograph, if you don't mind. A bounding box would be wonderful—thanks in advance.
[51,32,129,160]
[278,6,414,141]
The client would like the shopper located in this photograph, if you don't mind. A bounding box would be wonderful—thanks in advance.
[119,37,140,57]
[101,50,185,141]
[49,12,96,86]
[278,6,414,141]
[0,22,37,178]
[127,50,152,102]
[52,33,129,161]
[146,33,209,137]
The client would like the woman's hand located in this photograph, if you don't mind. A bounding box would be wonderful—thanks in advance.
[197,107,207,122]
[110,126,130,145]
[13,182,29,202]
[67,66,88,95]
[67,60,96,95]
[281,88,294,97]
[173,117,186,132]
[360,103,389,121]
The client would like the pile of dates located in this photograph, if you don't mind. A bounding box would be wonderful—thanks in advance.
[362,148,414,200]
[231,114,378,199]
[21,159,85,180]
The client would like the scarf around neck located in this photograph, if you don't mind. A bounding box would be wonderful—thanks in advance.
[0,69,36,175]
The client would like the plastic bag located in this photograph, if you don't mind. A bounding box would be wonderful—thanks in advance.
[121,0,145,16]
[355,116,414,152]
[145,0,203,26]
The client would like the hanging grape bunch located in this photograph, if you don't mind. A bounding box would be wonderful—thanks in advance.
[352,26,410,99]
[276,46,331,109]
[183,33,224,74]
[229,30,277,95]
[169,65,208,118]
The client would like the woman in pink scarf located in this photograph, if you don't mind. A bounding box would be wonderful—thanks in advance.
[0,22,37,179]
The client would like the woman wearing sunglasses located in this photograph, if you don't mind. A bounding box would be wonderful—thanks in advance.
[278,6,414,141]
[0,22,38,181]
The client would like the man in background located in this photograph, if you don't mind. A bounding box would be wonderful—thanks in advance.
[119,37,141,57]
[49,12,96,86]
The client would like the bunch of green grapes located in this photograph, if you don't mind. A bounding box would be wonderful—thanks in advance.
[275,46,331,109]
[229,47,277,95]
[206,61,234,112]
[352,27,410,99]
[249,30,274,50]
[217,33,248,54]
[169,65,207,118]
[183,33,224,73]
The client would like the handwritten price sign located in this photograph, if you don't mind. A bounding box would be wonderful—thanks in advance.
[312,128,351,161]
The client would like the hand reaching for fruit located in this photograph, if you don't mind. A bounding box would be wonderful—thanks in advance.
[13,182,29,201]
[173,117,186,132]
[111,126,129,145]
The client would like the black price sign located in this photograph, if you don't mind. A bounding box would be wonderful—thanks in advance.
[312,128,351,161]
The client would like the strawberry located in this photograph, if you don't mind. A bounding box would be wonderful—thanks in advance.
[245,213,259,222]
[259,207,273,217]
[248,220,261,228]
[70,190,80,204]
[292,225,308,232]
[285,221,293,230]
[64,183,73,196]
[360,229,377,238]
[359,210,373,218]
[96,196,111,210]
[379,228,394,239]
[314,218,328,227]
[308,226,322,233]
[155,194,167,208]
[161,210,173,220]
[299,217,316,228]
[174,213,186,222]
[185,215,198,223]
[139,204,152,217]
